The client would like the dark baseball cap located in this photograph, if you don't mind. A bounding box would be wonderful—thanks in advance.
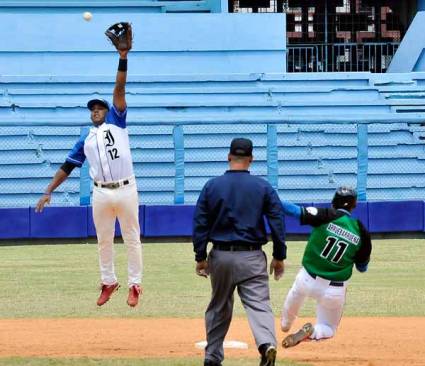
[229,138,253,157]
[87,98,110,111]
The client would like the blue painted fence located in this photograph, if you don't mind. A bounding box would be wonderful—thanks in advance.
[1,201,424,239]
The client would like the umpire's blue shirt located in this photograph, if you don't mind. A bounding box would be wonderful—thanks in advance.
[193,170,286,262]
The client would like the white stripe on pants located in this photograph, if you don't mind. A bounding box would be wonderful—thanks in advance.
[281,267,346,340]
[92,181,143,287]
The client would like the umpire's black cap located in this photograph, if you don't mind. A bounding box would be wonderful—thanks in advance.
[332,186,357,210]
[87,98,110,111]
[229,138,253,157]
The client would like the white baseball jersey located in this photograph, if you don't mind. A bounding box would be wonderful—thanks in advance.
[66,104,134,183]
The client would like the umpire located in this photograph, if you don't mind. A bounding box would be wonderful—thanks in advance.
[193,138,286,366]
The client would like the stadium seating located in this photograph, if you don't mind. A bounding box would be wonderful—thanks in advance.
[0,5,424,238]
[1,74,425,207]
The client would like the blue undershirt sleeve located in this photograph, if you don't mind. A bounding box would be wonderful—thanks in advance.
[66,132,88,167]
[281,201,302,218]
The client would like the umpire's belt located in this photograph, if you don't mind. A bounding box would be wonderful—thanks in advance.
[94,179,130,189]
[306,270,344,287]
[213,242,262,252]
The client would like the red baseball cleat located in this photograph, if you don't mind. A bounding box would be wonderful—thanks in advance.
[127,284,142,307]
[96,283,120,306]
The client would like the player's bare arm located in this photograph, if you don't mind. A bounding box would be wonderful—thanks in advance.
[113,49,128,112]
[105,22,132,112]
[35,168,69,213]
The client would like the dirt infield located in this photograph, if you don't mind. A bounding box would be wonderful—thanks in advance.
[0,317,424,366]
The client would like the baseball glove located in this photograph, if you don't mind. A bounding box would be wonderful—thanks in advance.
[105,22,133,51]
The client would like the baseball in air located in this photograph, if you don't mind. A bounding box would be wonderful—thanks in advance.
[83,12,93,21]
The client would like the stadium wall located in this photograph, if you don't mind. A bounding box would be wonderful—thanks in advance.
[0,0,220,14]
[1,4,425,238]
[0,10,286,75]
[2,73,425,208]
[388,11,425,72]
[1,201,424,239]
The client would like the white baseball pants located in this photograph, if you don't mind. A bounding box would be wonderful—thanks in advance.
[92,179,143,287]
[281,267,347,340]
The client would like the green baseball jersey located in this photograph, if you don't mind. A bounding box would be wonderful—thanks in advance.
[301,207,371,282]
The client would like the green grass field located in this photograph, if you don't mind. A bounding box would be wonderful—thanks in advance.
[0,239,424,365]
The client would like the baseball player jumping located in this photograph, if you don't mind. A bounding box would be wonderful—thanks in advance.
[279,187,372,347]
[36,23,143,307]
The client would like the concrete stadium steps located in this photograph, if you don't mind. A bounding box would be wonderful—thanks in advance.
[0,148,177,165]
[0,92,390,108]
[1,121,425,204]
[1,74,425,206]
[0,163,176,179]
[0,191,175,208]
[0,193,81,208]
[372,74,425,114]
[1,74,425,126]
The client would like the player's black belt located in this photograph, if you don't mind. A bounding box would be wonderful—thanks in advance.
[94,179,129,189]
[306,270,344,287]
[213,242,262,252]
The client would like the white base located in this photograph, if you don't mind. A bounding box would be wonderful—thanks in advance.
[195,340,248,349]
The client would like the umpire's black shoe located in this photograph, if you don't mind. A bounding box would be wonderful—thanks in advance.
[204,359,222,366]
[259,343,277,366]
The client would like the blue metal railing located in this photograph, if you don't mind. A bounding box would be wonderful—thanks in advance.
[287,42,400,73]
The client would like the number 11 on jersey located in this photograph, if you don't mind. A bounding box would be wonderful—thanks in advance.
[321,236,349,263]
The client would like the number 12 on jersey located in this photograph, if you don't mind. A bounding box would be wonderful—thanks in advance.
[321,236,349,263]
